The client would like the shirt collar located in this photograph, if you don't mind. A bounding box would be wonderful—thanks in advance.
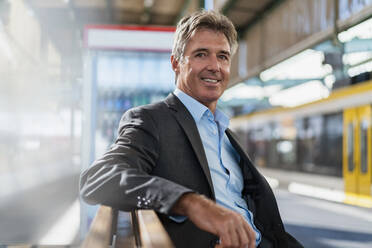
[215,108,229,130]
[173,88,230,129]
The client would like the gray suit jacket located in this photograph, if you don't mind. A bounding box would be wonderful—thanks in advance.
[80,94,303,248]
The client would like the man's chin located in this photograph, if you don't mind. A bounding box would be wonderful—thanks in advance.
[199,95,220,105]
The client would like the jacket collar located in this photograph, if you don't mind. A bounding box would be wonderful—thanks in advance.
[164,93,216,198]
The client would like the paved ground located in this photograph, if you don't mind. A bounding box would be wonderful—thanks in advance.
[276,189,372,248]
[0,174,79,244]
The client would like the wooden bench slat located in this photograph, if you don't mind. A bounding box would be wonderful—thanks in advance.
[136,210,174,248]
[115,211,136,248]
[81,206,113,248]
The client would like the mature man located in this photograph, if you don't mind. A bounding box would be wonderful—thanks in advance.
[80,10,303,248]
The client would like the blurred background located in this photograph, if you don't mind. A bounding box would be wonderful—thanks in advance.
[0,0,372,247]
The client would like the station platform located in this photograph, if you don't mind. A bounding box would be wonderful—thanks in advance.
[258,167,372,208]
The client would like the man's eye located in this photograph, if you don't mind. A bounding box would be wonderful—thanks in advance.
[219,55,229,60]
[196,53,206,58]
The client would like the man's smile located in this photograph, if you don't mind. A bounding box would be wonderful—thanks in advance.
[201,77,221,84]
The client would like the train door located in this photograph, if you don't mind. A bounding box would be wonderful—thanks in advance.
[357,106,371,197]
[343,108,357,194]
[343,105,372,207]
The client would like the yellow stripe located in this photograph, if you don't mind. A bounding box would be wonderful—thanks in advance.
[344,193,372,208]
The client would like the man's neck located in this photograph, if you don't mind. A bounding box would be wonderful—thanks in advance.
[176,87,217,114]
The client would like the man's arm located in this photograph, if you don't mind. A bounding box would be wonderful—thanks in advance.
[172,193,256,248]
[80,107,256,248]
[79,107,192,214]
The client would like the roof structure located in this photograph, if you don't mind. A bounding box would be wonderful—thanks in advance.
[25,0,281,54]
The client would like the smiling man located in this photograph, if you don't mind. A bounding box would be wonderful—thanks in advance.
[172,28,230,112]
[80,10,303,248]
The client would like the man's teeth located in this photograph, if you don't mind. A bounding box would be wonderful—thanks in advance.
[203,78,218,83]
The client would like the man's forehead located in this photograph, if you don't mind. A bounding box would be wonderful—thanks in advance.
[186,29,230,51]
[190,28,226,40]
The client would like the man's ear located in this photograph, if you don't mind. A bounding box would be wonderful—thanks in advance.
[171,55,179,72]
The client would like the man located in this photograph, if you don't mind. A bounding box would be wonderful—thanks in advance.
[80,10,303,248]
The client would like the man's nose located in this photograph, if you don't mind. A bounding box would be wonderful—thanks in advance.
[206,55,220,72]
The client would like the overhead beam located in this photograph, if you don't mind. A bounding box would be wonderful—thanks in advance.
[236,0,285,38]
[106,0,113,23]
[221,0,239,15]
[141,0,154,24]
[174,0,192,24]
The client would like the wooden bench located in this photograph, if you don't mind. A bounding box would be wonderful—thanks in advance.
[81,206,174,248]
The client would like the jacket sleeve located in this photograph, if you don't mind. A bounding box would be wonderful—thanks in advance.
[79,107,193,215]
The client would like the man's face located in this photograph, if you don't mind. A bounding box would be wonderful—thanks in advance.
[172,29,231,112]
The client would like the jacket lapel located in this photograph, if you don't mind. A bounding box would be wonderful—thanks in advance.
[164,94,216,198]
[225,128,261,185]
[226,128,263,218]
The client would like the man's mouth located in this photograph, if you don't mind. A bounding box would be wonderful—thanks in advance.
[201,78,221,84]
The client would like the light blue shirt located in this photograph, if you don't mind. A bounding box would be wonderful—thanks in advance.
[174,88,261,245]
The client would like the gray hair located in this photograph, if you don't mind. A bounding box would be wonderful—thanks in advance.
[172,10,238,62]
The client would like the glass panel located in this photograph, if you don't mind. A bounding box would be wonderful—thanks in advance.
[360,121,368,174]
[94,51,175,156]
[348,123,354,172]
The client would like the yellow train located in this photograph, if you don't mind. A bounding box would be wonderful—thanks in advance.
[231,80,372,207]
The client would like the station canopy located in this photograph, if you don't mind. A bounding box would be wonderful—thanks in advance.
[25,0,278,56]
[22,0,372,115]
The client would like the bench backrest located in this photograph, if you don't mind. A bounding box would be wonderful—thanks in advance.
[82,206,174,248]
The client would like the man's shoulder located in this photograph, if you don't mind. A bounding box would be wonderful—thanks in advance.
[127,93,182,114]
[122,96,172,122]
[129,98,168,113]
[120,94,190,126]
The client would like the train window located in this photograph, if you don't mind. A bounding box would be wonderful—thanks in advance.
[360,121,368,174]
[322,113,343,176]
[347,123,354,172]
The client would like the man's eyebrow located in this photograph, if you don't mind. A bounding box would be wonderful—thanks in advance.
[191,48,208,54]
[192,48,231,56]
[220,50,231,56]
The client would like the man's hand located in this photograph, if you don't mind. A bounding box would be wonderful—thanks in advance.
[172,193,256,248]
